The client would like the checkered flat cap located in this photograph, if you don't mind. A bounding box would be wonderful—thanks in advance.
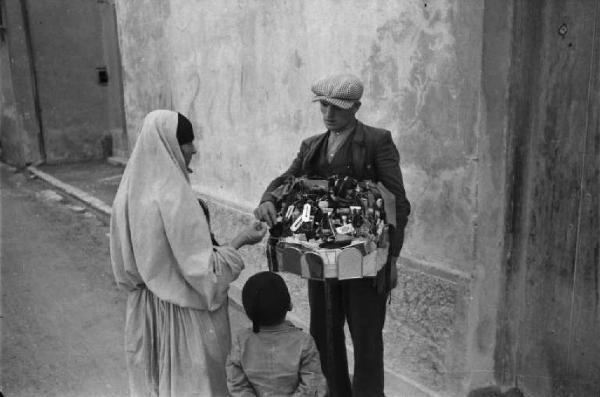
[311,74,364,109]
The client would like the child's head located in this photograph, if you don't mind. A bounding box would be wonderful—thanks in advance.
[242,271,291,333]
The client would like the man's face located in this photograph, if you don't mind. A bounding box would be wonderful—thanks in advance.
[180,142,197,167]
[319,101,359,131]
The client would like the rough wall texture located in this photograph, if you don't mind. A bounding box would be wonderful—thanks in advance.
[465,0,513,391]
[117,0,486,271]
[0,0,42,166]
[0,33,22,163]
[98,0,128,160]
[116,1,510,394]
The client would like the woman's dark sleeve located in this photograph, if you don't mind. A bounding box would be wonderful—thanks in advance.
[198,198,220,246]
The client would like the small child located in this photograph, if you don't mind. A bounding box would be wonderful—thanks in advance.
[226,271,327,397]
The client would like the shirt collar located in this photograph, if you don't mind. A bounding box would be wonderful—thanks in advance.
[258,320,296,333]
[329,119,357,137]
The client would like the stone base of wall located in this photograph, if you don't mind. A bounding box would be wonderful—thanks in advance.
[199,191,470,396]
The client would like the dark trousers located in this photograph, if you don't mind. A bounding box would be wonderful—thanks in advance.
[308,278,388,397]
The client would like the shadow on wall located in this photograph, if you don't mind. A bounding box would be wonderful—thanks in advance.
[100,134,113,158]
[467,386,525,397]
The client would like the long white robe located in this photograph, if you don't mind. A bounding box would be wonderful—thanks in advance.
[110,110,243,396]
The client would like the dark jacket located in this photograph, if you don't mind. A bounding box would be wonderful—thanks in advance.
[260,121,410,257]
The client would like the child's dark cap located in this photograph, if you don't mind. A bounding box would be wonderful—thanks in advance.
[242,271,291,333]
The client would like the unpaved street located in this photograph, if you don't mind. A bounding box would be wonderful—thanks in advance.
[1,166,128,397]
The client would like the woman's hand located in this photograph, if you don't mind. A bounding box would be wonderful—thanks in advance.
[230,221,267,249]
[243,221,268,245]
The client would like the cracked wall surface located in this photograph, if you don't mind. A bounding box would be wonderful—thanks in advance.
[115,1,510,394]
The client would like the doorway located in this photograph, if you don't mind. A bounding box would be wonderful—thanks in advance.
[24,0,126,163]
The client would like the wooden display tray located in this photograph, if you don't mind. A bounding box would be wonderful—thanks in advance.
[272,237,389,280]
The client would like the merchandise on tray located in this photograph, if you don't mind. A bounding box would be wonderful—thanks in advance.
[270,176,387,243]
[266,176,394,280]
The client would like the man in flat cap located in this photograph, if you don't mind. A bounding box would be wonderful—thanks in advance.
[254,73,411,397]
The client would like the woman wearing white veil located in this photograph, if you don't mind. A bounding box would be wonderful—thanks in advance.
[110,110,266,396]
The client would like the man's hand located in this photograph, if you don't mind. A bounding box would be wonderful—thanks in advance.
[253,201,277,228]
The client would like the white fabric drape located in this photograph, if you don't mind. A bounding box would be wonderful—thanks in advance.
[110,109,244,396]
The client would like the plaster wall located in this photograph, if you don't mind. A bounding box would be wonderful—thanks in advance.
[98,0,128,160]
[117,0,488,273]
[0,0,41,166]
[115,1,510,394]
[0,27,22,163]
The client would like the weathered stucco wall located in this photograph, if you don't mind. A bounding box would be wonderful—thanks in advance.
[117,0,486,272]
[0,0,42,166]
[0,29,22,163]
[98,0,128,160]
[116,1,510,394]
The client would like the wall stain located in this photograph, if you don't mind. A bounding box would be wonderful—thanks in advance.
[293,50,304,69]
[362,1,463,178]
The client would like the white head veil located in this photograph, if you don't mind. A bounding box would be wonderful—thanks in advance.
[110,110,243,310]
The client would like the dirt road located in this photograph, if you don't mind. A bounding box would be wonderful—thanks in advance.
[1,166,127,397]
[1,166,250,397]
